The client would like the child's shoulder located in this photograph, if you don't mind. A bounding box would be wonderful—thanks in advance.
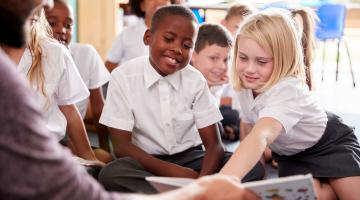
[181,64,207,82]
[69,43,97,56]
[112,56,146,76]
[40,39,70,60]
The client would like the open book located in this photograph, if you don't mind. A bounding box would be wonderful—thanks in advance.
[146,174,316,199]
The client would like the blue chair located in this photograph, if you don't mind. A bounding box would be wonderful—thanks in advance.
[316,3,356,87]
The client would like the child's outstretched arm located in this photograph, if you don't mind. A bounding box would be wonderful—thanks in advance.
[59,104,98,162]
[220,117,283,179]
[198,124,225,176]
[109,127,199,178]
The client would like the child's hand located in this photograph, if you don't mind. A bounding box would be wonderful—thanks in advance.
[166,163,199,178]
[73,156,106,168]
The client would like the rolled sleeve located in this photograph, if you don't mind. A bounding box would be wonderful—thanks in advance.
[99,70,134,131]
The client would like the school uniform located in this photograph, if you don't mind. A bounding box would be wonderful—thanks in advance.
[18,40,89,140]
[106,18,148,65]
[238,76,360,178]
[69,43,110,118]
[98,56,260,193]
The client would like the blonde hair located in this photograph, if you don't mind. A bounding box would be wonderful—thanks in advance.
[27,8,55,97]
[230,10,305,93]
[291,7,317,90]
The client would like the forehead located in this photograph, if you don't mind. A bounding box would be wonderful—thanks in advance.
[201,43,231,54]
[156,15,197,36]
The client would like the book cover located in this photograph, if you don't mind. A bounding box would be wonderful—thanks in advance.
[146,174,316,200]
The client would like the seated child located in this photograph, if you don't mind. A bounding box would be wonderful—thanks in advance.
[45,0,112,159]
[98,5,234,194]
[220,10,360,200]
[17,8,103,167]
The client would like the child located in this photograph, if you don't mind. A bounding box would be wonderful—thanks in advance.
[191,23,265,180]
[99,5,231,194]
[220,10,360,199]
[105,0,171,72]
[17,9,104,166]
[45,0,112,155]
[221,3,256,38]
[191,23,241,142]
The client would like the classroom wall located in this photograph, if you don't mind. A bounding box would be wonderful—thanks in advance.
[77,0,118,59]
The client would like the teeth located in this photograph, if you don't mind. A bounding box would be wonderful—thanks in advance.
[166,57,177,64]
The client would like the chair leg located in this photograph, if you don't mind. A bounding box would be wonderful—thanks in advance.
[343,39,356,87]
[336,39,341,82]
[321,41,326,81]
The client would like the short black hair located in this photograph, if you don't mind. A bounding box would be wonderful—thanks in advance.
[129,0,178,18]
[150,5,197,33]
[194,23,233,53]
[0,0,36,48]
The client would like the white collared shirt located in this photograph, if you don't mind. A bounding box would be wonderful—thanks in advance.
[107,18,148,64]
[100,56,223,155]
[238,77,327,156]
[69,43,110,118]
[18,40,89,140]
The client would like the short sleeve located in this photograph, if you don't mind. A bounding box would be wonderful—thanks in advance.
[107,33,124,63]
[193,81,223,129]
[87,45,110,89]
[55,49,89,105]
[99,70,134,131]
[258,85,303,133]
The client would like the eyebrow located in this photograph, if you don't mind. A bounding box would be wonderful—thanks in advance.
[237,51,273,60]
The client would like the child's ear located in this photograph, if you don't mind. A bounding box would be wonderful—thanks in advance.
[143,29,151,46]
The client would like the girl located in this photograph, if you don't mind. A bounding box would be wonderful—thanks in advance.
[220,10,360,199]
[45,0,112,156]
[18,8,104,166]
[105,0,172,72]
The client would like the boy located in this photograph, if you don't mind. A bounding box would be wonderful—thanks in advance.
[99,5,227,194]
[221,3,255,37]
[191,23,265,180]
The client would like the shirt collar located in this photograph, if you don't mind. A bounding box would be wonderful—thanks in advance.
[143,57,181,90]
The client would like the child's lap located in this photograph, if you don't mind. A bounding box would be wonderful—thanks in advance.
[273,111,360,178]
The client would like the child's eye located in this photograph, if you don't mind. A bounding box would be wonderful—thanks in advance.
[209,56,219,61]
[257,60,268,65]
[163,36,173,42]
[238,56,247,61]
[64,23,73,30]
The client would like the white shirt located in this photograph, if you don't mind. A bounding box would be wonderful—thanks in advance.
[238,77,327,156]
[100,56,223,155]
[69,43,110,118]
[18,40,89,140]
[107,19,148,65]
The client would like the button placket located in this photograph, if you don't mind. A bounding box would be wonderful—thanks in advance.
[158,79,174,152]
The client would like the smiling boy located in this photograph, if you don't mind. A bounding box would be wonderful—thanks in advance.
[98,5,226,194]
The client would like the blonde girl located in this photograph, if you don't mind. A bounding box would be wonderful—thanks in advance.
[18,8,103,165]
[220,10,360,200]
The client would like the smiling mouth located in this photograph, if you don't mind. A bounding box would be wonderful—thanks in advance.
[165,56,181,67]
[244,75,259,82]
